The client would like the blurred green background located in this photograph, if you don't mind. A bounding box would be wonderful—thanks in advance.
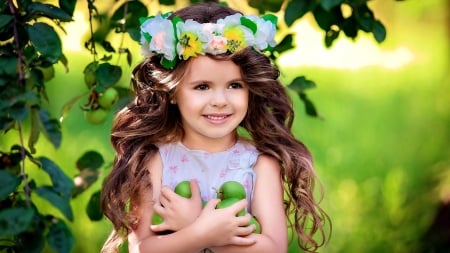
[1,0,448,252]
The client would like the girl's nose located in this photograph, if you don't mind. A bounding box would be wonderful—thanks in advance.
[210,89,227,107]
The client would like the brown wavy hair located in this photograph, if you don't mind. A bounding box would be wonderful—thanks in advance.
[101,2,330,252]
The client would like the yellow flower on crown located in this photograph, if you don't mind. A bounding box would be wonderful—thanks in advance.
[223,26,246,53]
[178,31,203,60]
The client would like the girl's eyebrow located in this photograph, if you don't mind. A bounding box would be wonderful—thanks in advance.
[188,78,244,84]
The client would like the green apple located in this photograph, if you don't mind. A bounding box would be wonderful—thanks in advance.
[249,215,261,234]
[151,212,164,225]
[174,180,192,198]
[84,108,108,125]
[98,87,119,109]
[217,181,246,200]
[216,197,246,216]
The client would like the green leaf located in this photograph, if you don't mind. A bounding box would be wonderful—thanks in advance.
[161,57,177,70]
[320,0,343,10]
[273,34,295,54]
[37,109,61,148]
[86,190,103,221]
[287,76,316,92]
[38,157,74,198]
[59,92,87,122]
[111,1,148,29]
[0,207,35,236]
[0,56,18,76]
[342,16,358,39]
[59,0,77,16]
[372,20,386,43]
[95,63,122,92]
[72,169,100,198]
[313,5,344,31]
[9,103,28,121]
[29,107,41,154]
[14,230,46,253]
[248,0,284,13]
[159,0,175,5]
[0,170,21,200]
[325,28,340,47]
[0,14,13,30]
[46,219,74,253]
[34,186,73,221]
[240,16,257,34]
[27,22,62,63]
[298,93,319,117]
[262,14,278,26]
[285,0,316,26]
[76,150,104,171]
[27,3,73,22]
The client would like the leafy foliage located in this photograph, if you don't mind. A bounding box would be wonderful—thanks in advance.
[0,0,389,252]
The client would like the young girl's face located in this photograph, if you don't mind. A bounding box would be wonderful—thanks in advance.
[174,55,249,148]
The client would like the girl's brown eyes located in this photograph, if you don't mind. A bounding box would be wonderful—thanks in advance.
[194,84,209,90]
[229,82,244,89]
[193,82,244,90]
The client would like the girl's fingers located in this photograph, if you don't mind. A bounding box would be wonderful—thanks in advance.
[189,179,201,201]
[203,198,221,211]
[229,233,257,246]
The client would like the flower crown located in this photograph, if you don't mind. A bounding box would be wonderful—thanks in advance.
[139,12,278,69]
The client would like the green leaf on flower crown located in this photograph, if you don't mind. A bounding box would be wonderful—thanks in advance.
[162,11,173,19]
[240,16,257,34]
[263,14,278,26]
[161,57,177,69]
[139,16,151,25]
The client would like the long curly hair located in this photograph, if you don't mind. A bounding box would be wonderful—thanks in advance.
[101,2,330,252]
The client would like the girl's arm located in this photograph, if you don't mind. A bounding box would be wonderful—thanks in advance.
[127,153,257,253]
[208,155,288,253]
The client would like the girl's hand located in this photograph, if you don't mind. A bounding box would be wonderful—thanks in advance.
[193,199,256,247]
[151,180,202,232]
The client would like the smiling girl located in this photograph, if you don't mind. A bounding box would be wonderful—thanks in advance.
[101,2,330,253]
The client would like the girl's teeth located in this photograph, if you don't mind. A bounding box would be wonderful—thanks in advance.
[207,115,226,120]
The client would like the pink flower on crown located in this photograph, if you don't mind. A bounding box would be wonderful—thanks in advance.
[205,36,227,54]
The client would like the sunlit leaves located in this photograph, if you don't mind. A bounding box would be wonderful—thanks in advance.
[285,0,316,26]
[27,22,63,63]
[248,0,284,13]
[288,76,319,117]
[26,3,73,22]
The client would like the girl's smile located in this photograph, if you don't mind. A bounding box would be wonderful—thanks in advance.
[175,55,249,150]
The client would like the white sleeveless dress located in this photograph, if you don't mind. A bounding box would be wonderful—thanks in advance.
[158,139,259,210]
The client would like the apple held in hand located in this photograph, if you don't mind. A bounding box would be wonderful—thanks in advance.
[249,215,261,234]
[216,180,246,200]
[216,197,246,216]
[151,181,193,226]
[174,180,192,198]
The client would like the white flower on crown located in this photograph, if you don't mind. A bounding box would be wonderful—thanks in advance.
[247,15,277,51]
[140,14,176,61]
